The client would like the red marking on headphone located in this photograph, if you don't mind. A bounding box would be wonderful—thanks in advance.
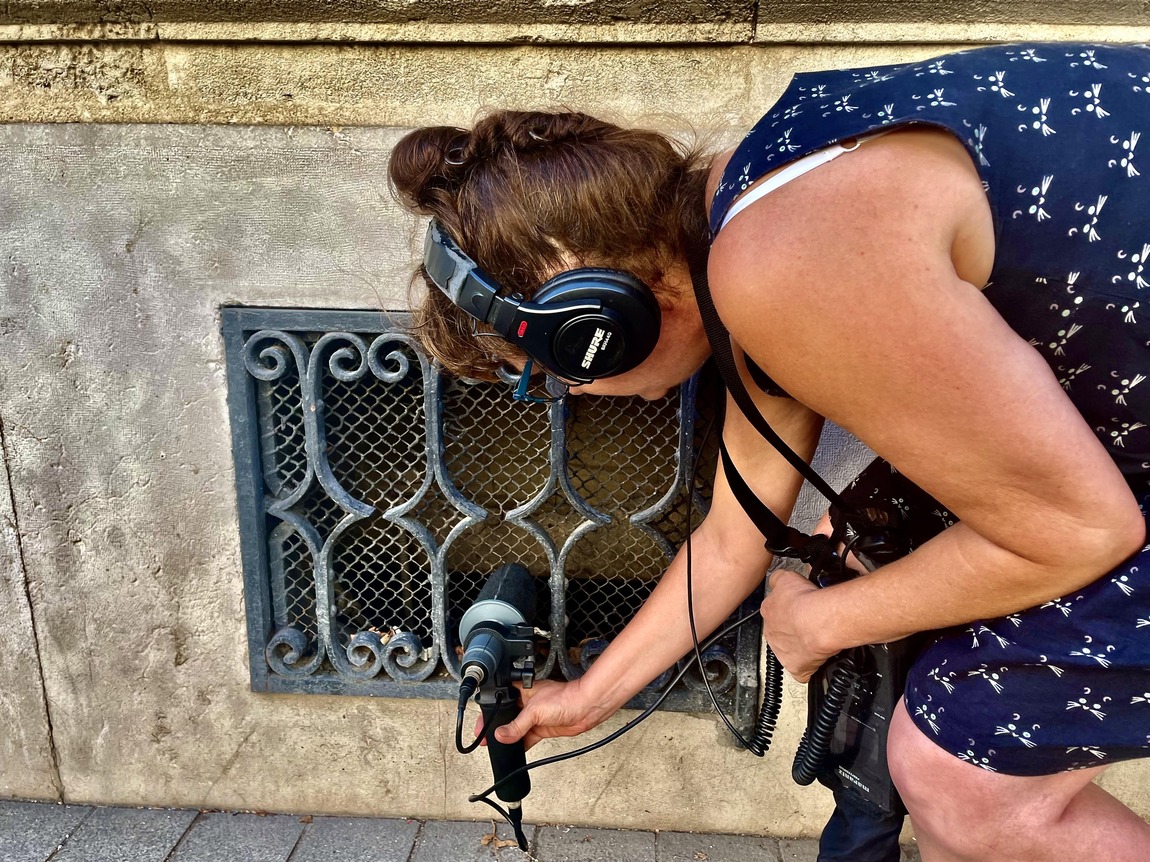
[517,321,528,338]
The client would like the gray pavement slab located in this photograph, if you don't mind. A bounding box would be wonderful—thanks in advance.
[534,823,657,862]
[289,815,421,862]
[168,812,306,862]
[411,819,537,862]
[0,801,922,862]
[656,830,781,861]
[51,806,198,862]
[0,801,91,862]
[778,838,820,861]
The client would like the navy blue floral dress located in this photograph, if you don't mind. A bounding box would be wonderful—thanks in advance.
[711,43,1150,776]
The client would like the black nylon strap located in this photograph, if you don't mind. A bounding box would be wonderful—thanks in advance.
[720,440,832,559]
[689,244,856,557]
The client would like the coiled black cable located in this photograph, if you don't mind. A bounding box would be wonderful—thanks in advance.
[791,651,860,785]
[745,644,785,756]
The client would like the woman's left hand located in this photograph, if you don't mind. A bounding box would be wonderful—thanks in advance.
[760,568,835,683]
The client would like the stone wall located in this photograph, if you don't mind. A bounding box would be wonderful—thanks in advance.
[1,0,1149,836]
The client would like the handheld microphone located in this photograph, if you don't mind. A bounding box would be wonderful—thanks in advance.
[456,563,538,848]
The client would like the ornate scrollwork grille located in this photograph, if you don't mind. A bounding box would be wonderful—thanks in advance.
[223,307,762,722]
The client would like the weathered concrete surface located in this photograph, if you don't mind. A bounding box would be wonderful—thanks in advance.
[0,0,750,26]
[0,43,958,127]
[0,413,59,800]
[4,0,1150,28]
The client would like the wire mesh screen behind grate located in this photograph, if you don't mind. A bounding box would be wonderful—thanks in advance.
[223,308,759,719]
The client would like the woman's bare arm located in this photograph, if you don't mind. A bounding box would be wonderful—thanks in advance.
[496,391,823,747]
[710,128,1146,680]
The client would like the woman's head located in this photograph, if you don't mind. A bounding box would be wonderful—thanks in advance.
[388,110,711,382]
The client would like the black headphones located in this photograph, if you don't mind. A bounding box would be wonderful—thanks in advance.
[422,220,661,384]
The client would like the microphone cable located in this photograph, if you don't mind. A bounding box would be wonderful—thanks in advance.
[460,401,783,834]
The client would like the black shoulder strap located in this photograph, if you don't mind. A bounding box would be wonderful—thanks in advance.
[689,244,854,560]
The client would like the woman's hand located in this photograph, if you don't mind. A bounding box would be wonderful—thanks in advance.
[759,568,834,683]
[488,678,612,751]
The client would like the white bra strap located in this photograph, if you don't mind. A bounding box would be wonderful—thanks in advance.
[718,130,891,233]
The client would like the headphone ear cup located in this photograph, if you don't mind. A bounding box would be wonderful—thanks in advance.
[532,268,661,380]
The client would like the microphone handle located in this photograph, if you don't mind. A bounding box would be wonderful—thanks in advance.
[481,695,531,803]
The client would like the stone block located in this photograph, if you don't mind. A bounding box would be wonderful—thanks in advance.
[0,447,58,800]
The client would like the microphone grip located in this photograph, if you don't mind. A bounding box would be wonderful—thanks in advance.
[481,696,530,803]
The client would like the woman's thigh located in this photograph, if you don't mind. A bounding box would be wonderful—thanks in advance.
[888,699,1105,831]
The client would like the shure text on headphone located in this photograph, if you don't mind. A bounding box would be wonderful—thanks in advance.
[581,328,611,370]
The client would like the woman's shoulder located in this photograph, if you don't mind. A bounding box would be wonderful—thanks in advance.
[710,126,993,286]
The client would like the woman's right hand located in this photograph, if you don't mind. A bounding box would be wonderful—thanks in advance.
[491,678,613,751]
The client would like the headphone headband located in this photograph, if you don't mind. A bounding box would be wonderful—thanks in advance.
[422,220,661,384]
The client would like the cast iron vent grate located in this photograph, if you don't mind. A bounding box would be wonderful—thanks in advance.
[223,307,762,722]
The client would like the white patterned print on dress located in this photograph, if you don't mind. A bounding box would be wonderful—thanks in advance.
[1111,571,1136,595]
[967,664,1009,693]
[915,701,944,735]
[1109,132,1142,177]
[1065,745,1108,760]
[1050,295,1085,319]
[1070,635,1118,668]
[858,70,894,85]
[820,96,858,118]
[774,129,800,155]
[1114,243,1150,289]
[959,748,998,770]
[1066,688,1111,720]
[1097,418,1148,448]
[1037,655,1066,677]
[1104,372,1146,406]
[928,662,958,693]
[967,624,1011,649]
[1129,70,1150,93]
[962,121,991,165]
[1058,363,1093,390]
[1041,595,1081,617]
[1048,323,1083,356]
[1014,175,1054,221]
[1017,98,1056,136]
[914,88,957,109]
[918,60,954,77]
[1070,83,1111,118]
[996,716,1041,747]
[975,71,1014,98]
[1069,49,1109,70]
[1105,301,1139,324]
[1007,47,1048,63]
[1069,196,1107,242]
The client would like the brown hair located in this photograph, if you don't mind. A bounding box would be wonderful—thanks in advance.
[388,110,711,381]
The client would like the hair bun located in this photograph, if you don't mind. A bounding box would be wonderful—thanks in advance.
[388,125,470,213]
[473,111,609,155]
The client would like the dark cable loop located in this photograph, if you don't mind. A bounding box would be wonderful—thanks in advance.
[455,685,504,755]
[792,652,861,785]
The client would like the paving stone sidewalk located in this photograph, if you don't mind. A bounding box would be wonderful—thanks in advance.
[0,800,920,862]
